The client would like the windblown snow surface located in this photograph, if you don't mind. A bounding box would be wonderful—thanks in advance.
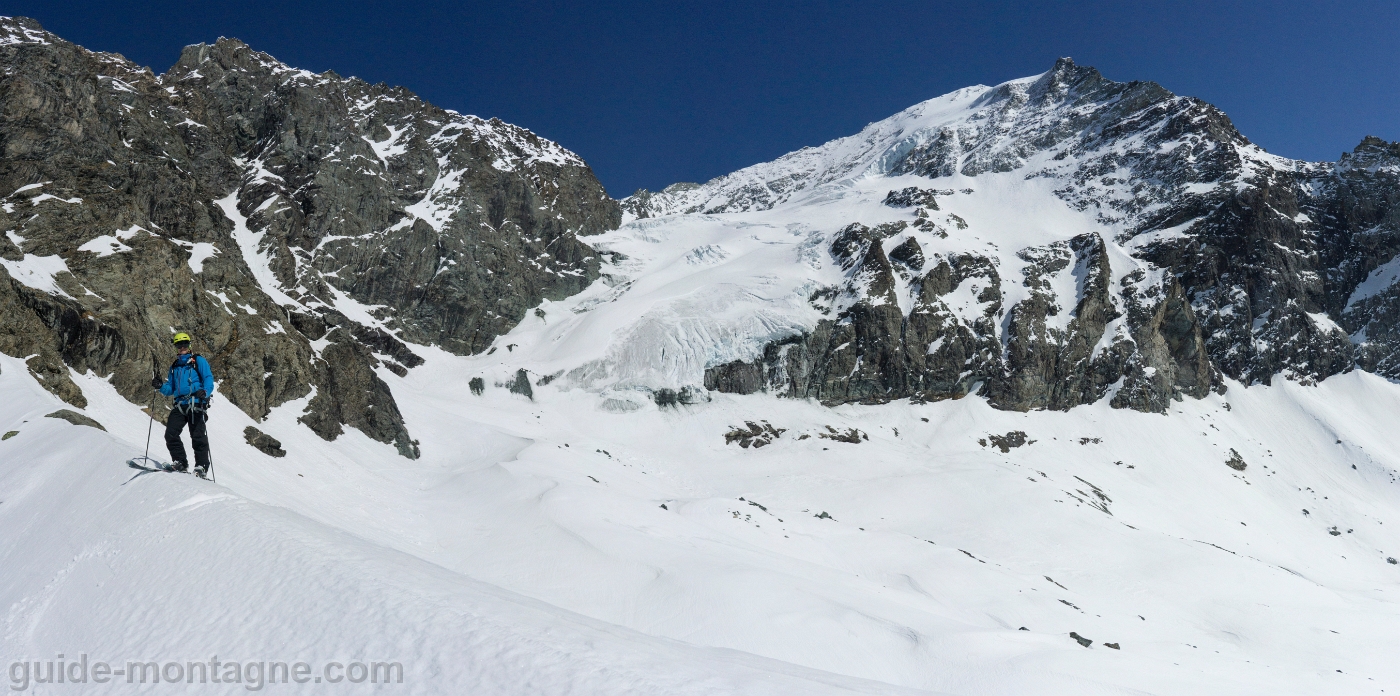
[5,69,1400,695]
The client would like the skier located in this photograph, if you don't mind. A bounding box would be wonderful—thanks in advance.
[151,332,216,477]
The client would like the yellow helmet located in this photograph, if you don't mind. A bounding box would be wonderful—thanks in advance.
[171,332,192,345]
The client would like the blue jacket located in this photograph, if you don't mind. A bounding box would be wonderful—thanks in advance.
[160,353,215,406]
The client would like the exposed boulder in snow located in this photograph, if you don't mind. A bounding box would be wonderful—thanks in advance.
[981,431,1029,453]
[882,186,945,210]
[507,368,534,400]
[724,420,784,448]
[1226,448,1248,471]
[44,408,105,431]
[244,425,286,457]
[818,426,867,444]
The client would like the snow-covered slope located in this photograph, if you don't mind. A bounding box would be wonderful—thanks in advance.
[0,354,929,696]
[5,341,1400,694]
[538,168,1114,399]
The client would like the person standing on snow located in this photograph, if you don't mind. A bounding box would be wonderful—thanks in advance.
[151,332,215,477]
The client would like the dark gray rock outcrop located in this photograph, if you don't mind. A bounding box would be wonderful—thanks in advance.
[506,368,534,400]
[44,409,106,431]
[706,226,1217,410]
[0,17,620,456]
[243,426,286,457]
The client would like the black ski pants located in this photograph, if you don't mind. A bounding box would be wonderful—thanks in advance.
[165,404,210,469]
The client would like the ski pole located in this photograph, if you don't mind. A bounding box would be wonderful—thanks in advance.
[142,391,157,464]
[201,400,214,481]
[203,406,216,483]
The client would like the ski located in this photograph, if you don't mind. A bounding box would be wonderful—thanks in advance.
[126,457,182,473]
[127,458,213,479]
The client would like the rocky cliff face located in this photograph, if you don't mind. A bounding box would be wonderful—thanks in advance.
[669,59,1400,411]
[0,17,620,456]
[4,16,1395,428]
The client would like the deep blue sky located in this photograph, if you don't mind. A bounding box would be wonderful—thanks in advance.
[7,1,1398,196]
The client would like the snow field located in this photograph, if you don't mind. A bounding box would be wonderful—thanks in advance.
[0,354,931,696]
[6,341,1400,693]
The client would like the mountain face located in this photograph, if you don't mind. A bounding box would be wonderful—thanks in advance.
[2,16,1398,457]
[6,22,1400,694]
[627,58,1400,412]
[0,17,619,457]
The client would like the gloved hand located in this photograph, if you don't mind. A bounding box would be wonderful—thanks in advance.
[151,376,164,389]
[195,389,208,402]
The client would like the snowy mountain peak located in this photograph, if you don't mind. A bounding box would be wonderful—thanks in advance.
[0,16,53,47]
[170,36,305,79]
[589,61,1400,411]
[625,57,1254,222]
